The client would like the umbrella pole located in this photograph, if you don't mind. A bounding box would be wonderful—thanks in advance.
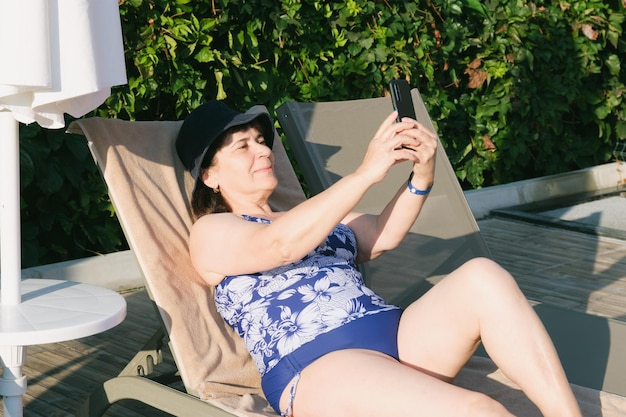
[0,112,27,416]
[0,111,22,305]
[0,345,27,417]
[1,111,27,417]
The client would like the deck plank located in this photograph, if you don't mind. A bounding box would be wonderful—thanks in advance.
[480,218,626,322]
[4,217,626,416]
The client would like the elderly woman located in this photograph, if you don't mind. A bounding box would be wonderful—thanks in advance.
[176,100,582,417]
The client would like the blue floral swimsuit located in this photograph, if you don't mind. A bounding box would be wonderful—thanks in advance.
[214,215,402,415]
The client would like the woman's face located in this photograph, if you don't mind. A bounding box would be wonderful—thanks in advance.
[202,126,277,202]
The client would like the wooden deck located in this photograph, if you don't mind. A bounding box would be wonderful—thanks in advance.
[6,217,626,416]
[480,218,626,322]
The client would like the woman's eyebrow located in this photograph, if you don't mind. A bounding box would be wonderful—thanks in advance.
[228,131,262,148]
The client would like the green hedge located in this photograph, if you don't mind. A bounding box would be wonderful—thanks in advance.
[20,0,625,267]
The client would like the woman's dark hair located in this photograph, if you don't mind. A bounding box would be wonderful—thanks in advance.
[190,118,268,221]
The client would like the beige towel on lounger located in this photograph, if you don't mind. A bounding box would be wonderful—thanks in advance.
[69,112,304,403]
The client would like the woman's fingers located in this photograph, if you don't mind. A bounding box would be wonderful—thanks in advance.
[358,114,437,184]
[395,122,438,186]
[396,122,437,152]
[372,111,401,139]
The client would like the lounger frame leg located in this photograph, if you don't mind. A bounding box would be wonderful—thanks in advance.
[76,327,233,416]
[76,376,236,417]
[118,327,166,377]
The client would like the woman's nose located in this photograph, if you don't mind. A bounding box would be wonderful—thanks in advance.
[255,141,272,156]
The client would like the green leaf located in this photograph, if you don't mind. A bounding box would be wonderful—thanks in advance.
[215,70,227,100]
[605,54,620,76]
[194,46,214,63]
[595,105,610,120]
[40,160,64,194]
[20,148,35,188]
[465,0,488,17]
[616,121,626,140]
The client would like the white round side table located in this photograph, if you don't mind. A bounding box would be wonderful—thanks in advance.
[0,279,127,417]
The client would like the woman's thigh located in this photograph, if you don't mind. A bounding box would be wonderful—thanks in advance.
[396,257,524,380]
[285,349,510,417]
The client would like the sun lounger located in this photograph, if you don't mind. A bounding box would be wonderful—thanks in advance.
[68,96,626,415]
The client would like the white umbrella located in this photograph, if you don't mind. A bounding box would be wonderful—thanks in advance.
[0,0,127,415]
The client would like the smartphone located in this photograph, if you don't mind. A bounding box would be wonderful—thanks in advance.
[389,79,416,122]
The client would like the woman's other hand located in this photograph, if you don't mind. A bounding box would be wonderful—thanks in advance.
[398,116,437,191]
[355,112,437,187]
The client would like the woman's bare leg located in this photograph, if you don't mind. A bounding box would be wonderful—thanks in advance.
[282,349,514,417]
[397,257,582,417]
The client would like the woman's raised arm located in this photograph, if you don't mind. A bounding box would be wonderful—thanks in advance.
[343,117,438,263]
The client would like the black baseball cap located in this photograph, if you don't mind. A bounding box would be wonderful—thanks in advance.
[176,100,274,180]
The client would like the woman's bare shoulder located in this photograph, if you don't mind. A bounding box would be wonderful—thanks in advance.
[188,213,246,285]
[193,211,236,225]
[189,213,243,249]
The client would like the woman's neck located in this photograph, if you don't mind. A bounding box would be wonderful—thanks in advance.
[231,202,277,220]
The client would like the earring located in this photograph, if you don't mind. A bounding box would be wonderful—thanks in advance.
[212,185,220,194]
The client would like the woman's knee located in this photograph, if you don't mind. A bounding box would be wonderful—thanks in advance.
[459,257,506,277]
[452,257,525,305]
[458,257,518,289]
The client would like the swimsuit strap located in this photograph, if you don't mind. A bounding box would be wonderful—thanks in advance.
[281,373,301,417]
